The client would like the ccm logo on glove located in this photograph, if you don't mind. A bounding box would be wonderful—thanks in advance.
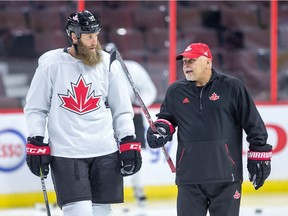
[26,136,51,178]
[120,143,141,152]
[119,136,142,177]
[26,144,51,155]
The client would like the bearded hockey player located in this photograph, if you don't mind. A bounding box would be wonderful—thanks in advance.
[24,10,141,216]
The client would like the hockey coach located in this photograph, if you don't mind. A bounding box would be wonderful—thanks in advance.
[147,42,273,216]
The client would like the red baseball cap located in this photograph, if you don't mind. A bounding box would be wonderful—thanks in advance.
[176,43,213,61]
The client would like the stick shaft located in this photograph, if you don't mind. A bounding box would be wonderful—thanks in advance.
[114,50,176,173]
[40,168,51,216]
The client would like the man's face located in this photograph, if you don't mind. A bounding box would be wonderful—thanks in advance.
[182,56,212,86]
[76,33,102,66]
[182,57,202,81]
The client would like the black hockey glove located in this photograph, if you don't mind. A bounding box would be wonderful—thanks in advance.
[146,119,175,149]
[247,143,272,190]
[119,136,142,177]
[26,136,51,178]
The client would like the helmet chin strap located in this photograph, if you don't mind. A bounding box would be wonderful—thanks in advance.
[73,43,79,54]
[67,32,80,54]
[73,35,82,54]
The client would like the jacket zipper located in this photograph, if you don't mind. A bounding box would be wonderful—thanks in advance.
[199,88,203,110]
[197,74,215,110]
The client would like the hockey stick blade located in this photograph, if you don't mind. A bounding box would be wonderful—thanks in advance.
[40,168,51,216]
[113,50,176,173]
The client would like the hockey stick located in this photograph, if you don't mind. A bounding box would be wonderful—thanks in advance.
[40,167,51,216]
[113,50,176,173]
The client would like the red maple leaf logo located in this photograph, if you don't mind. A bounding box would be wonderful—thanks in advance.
[182,97,190,104]
[58,75,101,115]
[233,190,241,199]
[209,92,220,101]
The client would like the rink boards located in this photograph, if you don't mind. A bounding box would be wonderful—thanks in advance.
[0,105,287,208]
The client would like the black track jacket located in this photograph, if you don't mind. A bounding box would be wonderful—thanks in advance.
[156,69,268,185]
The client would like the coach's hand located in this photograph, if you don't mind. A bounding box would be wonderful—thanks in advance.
[119,136,142,177]
[146,119,175,149]
[247,144,272,190]
[26,136,51,178]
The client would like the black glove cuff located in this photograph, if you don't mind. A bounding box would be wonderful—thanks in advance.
[33,136,44,142]
[121,135,134,142]
[27,136,46,146]
[249,144,272,152]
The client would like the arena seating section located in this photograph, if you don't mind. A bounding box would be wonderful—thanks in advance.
[0,0,287,108]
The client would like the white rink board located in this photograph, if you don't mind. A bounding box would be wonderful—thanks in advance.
[0,105,287,194]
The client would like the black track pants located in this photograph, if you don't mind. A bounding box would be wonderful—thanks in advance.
[177,181,241,216]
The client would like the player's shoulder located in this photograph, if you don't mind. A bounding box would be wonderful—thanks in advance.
[101,49,110,60]
[165,78,188,95]
[169,78,189,89]
[38,48,68,66]
[100,50,111,66]
[98,50,114,69]
[215,70,244,87]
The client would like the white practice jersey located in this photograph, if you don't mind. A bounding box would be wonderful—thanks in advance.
[124,60,157,107]
[24,48,135,158]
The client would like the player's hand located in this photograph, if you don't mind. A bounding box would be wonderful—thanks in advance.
[247,144,272,190]
[26,136,51,178]
[119,136,142,177]
[146,119,175,149]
